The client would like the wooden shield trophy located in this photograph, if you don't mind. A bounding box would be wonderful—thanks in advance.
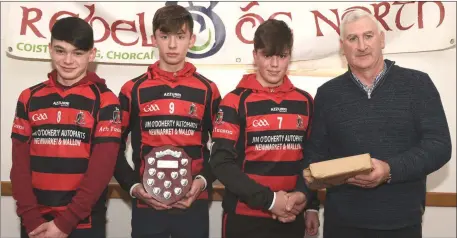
[142,145,192,205]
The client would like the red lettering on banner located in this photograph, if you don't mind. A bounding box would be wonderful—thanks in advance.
[393,2,415,31]
[112,20,139,46]
[236,13,264,44]
[235,1,292,44]
[311,9,340,36]
[20,7,45,38]
[418,1,445,28]
[240,1,259,12]
[312,1,446,37]
[89,16,110,43]
[18,4,153,47]
[372,2,391,31]
[17,2,448,47]
[137,12,154,47]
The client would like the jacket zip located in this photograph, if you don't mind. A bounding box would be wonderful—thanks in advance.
[349,62,395,99]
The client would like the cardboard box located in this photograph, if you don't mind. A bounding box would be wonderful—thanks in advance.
[303,153,373,190]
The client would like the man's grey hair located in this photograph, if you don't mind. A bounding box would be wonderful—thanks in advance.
[339,10,382,40]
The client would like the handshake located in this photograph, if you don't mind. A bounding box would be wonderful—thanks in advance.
[270,191,307,223]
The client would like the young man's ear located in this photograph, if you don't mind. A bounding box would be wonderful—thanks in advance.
[151,33,158,47]
[48,42,53,55]
[252,49,259,66]
[252,49,257,61]
[188,34,196,49]
[88,47,96,62]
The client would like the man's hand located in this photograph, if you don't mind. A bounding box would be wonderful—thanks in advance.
[270,191,296,222]
[29,223,49,238]
[285,192,306,215]
[33,221,67,238]
[305,211,320,236]
[276,192,307,223]
[132,185,171,210]
[172,178,205,209]
[347,158,390,188]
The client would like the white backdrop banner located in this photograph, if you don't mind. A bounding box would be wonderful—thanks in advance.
[3,1,456,65]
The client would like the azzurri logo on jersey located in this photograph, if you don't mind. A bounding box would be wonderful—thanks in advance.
[165,1,226,59]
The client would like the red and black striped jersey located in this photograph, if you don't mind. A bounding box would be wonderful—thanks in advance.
[10,71,121,228]
[210,73,314,218]
[114,61,221,205]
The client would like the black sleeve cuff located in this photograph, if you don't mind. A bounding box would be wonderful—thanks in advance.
[11,133,29,143]
[93,137,121,144]
[305,190,320,211]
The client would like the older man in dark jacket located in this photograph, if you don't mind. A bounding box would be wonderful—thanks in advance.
[304,9,452,238]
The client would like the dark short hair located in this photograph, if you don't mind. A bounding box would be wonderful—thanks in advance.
[51,17,94,51]
[254,19,293,56]
[153,5,194,35]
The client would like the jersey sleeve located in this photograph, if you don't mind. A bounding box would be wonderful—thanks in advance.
[92,90,122,144]
[11,89,32,142]
[113,80,139,193]
[197,81,222,186]
[210,82,222,127]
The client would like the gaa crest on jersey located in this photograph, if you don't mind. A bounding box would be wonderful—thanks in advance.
[297,115,304,129]
[215,109,224,124]
[189,103,197,117]
[111,107,121,124]
[75,111,85,125]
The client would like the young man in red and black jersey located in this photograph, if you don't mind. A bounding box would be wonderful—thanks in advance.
[210,19,320,238]
[114,5,221,238]
[10,17,121,238]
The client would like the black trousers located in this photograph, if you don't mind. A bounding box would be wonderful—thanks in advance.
[131,199,209,238]
[324,221,422,238]
[222,212,305,238]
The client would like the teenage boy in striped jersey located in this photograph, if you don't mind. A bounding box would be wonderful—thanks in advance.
[210,19,320,238]
[114,4,221,238]
[11,17,121,238]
